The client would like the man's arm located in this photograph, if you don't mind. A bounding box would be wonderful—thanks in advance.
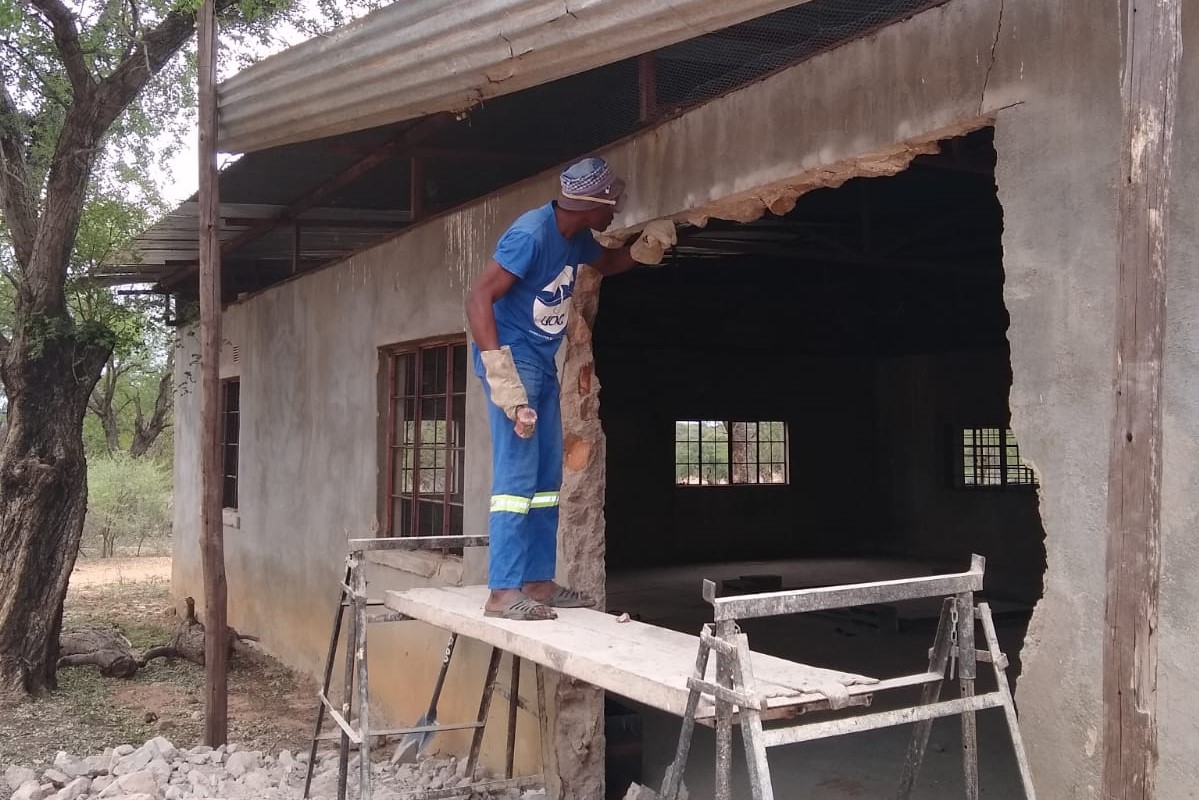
[590,246,638,277]
[589,220,679,275]
[466,259,519,349]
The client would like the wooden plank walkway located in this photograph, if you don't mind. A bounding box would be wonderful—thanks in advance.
[385,586,877,718]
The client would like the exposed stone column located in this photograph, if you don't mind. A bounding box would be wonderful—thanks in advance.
[548,265,607,800]
[558,265,607,609]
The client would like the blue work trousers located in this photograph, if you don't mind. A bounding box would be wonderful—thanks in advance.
[480,360,561,590]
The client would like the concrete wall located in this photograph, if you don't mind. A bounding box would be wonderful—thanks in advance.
[875,349,1045,603]
[171,0,1199,794]
[600,347,881,568]
[991,1,1121,796]
[170,192,553,772]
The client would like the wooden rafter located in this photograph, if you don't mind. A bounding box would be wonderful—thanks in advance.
[162,113,454,288]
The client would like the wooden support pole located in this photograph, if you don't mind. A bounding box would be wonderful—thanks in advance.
[535,667,560,800]
[1102,1,1181,798]
[506,655,521,779]
[197,0,228,749]
[410,156,425,222]
[292,222,301,275]
[468,649,503,777]
[638,53,658,123]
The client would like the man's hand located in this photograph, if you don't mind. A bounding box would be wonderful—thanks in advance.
[631,220,678,265]
[480,346,537,438]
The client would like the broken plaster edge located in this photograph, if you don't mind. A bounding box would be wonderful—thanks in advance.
[596,116,998,246]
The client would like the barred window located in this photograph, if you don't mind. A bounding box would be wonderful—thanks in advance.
[384,339,467,536]
[959,427,1036,488]
[221,379,240,509]
[675,421,787,486]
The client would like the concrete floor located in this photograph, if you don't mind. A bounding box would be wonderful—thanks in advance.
[605,558,1036,799]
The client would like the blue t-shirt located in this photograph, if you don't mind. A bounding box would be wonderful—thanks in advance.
[480,203,603,376]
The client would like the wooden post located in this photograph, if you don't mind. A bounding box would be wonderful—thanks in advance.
[1102,1,1181,798]
[410,156,425,221]
[637,53,658,123]
[197,0,228,748]
[506,655,521,779]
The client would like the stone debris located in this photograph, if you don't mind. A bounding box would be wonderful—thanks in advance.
[4,768,37,793]
[5,737,559,800]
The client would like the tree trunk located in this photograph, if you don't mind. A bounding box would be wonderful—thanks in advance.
[89,360,123,455]
[0,0,222,703]
[58,625,141,678]
[0,325,110,696]
[97,405,121,454]
[141,597,258,667]
[129,357,173,458]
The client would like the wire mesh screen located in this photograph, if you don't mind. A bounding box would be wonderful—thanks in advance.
[653,0,950,114]
[440,0,953,210]
[148,0,958,293]
[451,0,953,172]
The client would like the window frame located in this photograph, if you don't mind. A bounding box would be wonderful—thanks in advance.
[674,420,789,487]
[956,425,1037,490]
[382,336,468,538]
[220,378,240,510]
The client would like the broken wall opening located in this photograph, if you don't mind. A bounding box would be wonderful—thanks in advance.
[592,127,1047,797]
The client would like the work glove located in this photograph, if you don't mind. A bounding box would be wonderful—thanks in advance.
[480,346,537,438]
[631,220,678,265]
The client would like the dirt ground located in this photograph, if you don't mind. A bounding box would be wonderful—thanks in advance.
[0,557,317,771]
[70,556,172,585]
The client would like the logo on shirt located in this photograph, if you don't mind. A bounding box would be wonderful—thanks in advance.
[532,265,575,336]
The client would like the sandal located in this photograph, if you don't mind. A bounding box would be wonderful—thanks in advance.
[540,584,596,609]
[484,594,558,621]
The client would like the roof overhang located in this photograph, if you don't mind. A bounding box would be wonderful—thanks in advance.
[217,0,816,154]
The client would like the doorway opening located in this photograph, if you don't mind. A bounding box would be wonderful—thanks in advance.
[594,127,1045,798]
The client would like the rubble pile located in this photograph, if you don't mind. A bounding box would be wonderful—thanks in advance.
[4,738,545,800]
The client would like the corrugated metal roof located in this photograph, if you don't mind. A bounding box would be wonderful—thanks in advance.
[217,0,816,154]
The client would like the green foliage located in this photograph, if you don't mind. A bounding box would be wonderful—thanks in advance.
[82,454,173,557]
[674,421,788,485]
[1,0,384,273]
[1,0,381,459]
[86,345,175,458]
[676,421,730,485]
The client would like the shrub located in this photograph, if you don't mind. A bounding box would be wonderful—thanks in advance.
[83,455,172,557]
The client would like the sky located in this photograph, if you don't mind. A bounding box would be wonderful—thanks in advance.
[155,1,381,206]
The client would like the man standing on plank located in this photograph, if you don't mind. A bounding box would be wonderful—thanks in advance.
[466,156,677,620]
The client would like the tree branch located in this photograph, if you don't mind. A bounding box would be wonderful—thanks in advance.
[124,0,142,62]
[35,1,232,301]
[95,3,210,131]
[30,0,96,99]
[1,40,72,108]
[130,352,172,457]
[0,79,38,271]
